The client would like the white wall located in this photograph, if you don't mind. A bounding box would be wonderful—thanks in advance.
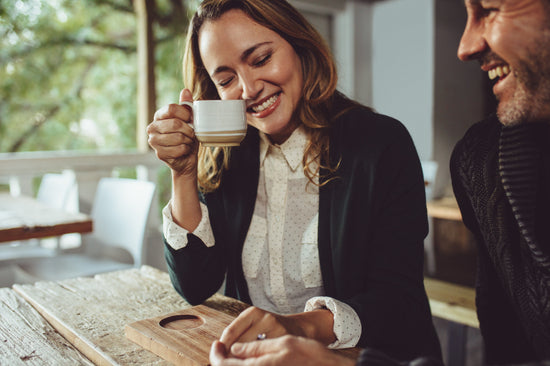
[295,0,488,197]
[334,1,373,106]
[371,0,435,161]
[292,0,373,106]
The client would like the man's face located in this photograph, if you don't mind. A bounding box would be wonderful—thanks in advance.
[458,0,550,125]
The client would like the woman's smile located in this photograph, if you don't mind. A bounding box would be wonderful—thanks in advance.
[248,93,281,117]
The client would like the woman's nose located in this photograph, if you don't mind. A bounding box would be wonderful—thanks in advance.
[239,72,262,101]
[457,18,487,62]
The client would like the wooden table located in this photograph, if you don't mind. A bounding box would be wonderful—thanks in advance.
[1,266,360,365]
[0,193,93,243]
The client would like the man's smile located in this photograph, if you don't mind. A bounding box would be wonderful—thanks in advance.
[488,64,511,81]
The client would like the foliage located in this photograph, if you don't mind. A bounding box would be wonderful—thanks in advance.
[0,0,197,153]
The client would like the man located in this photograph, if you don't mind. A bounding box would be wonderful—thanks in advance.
[210,0,550,364]
[450,0,550,364]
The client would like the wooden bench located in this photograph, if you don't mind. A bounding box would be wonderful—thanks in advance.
[424,277,479,366]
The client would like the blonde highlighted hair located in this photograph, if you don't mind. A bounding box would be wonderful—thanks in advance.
[183,0,359,192]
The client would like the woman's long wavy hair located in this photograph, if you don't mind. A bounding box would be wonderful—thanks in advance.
[183,0,359,192]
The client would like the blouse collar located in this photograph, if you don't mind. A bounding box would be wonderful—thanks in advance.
[259,126,307,172]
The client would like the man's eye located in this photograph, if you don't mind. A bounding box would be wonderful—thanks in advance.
[480,7,497,17]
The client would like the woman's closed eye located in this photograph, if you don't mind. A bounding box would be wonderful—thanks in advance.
[252,52,272,67]
[218,76,234,88]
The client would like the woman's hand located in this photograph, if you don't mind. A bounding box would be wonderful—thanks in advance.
[219,306,336,352]
[147,89,198,176]
[209,336,355,366]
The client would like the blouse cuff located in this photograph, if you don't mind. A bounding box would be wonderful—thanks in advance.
[304,296,361,349]
[162,200,215,250]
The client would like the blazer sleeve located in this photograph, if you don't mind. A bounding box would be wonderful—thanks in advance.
[321,109,441,361]
[164,229,227,305]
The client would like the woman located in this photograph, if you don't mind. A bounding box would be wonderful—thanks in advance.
[147,0,441,361]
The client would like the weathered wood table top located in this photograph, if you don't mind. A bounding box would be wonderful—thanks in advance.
[0,193,93,243]
[12,266,206,365]
[2,266,360,365]
[0,287,94,365]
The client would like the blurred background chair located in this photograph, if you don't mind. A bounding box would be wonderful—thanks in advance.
[14,177,156,283]
[36,171,77,210]
[37,171,80,250]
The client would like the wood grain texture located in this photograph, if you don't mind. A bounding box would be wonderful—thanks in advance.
[0,288,93,365]
[126,305,236,365]
[11,265,362,365]
[13,266,193,365]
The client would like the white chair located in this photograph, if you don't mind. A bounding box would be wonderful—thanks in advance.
[37,172,80,250]
[36,172,77,210]
[14,177,156,282]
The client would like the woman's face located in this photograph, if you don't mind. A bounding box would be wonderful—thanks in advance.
[198,9,304,144]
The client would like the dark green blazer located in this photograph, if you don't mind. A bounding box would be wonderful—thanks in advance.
[165,106,441,361]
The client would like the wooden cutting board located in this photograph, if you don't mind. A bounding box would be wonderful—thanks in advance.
[125,305,235,366]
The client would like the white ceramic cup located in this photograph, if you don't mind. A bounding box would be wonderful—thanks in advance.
[180,100,247,147]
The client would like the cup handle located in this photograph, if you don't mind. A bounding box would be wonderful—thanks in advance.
[179,101,194,130]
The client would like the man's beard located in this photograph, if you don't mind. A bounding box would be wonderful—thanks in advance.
[497,31,550,125]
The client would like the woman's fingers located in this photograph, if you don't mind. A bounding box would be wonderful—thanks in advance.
[153,103,193,123]
[220,307,291,350]
[220,308,258,347]
[146,92,199,175]
[148,127,194,148]
[148,116,194,136]
[230,338,282,358]
[210,340,229,364]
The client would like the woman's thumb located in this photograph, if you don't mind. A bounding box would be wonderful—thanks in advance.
[179,88,193,104]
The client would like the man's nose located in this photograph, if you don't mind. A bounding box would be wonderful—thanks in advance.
[457,19,486,62]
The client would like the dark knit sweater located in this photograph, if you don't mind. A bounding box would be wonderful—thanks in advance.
[450,114,550,364]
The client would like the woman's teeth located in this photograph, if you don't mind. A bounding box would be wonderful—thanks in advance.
[488,65,510,80]
[252,94,278,113]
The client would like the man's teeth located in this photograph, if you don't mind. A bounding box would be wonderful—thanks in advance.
[488,65,510,80]
[252,94,278,113]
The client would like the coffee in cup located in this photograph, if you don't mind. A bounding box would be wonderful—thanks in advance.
[180,99,247,147]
